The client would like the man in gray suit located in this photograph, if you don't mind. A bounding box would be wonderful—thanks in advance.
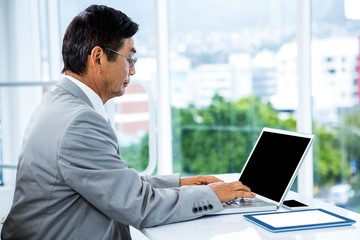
[1,5,255,240]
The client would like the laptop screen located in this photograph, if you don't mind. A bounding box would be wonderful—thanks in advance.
[239,128,314,203]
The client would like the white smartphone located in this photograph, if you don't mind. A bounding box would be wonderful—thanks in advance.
[282,199,309,210]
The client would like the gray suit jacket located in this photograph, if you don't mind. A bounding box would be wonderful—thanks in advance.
[1,78,222,240]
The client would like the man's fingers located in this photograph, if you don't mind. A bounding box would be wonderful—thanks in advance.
[228,181,252,192]
[209,181,256,203]
[235,190,256,199]
[180,175,224,186]
[200,176,224,184]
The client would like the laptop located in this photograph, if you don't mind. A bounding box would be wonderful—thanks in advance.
[210,127,315,215]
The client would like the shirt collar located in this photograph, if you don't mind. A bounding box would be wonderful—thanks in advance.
[63,74,109,121]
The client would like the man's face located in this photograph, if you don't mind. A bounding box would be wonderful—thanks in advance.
[101,38,136,100]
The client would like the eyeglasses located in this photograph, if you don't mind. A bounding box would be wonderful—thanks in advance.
[103,47,138,68]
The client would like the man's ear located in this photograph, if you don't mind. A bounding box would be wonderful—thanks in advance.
[89,46,104,70]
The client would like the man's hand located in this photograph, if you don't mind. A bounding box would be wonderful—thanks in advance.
[208,181,256,203]
[180,175,224,186]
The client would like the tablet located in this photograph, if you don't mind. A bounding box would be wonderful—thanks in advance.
[243,208,356,232]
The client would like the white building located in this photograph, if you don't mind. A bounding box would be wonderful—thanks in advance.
[274,37,359,123]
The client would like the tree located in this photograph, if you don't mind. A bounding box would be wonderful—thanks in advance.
[172,94,296,175]
[342,109,360,175]
[313,124,346,187]
[124,94,348,189]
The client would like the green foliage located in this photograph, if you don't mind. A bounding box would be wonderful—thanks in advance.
[172,94,296,175]
[121,134,149,171]
[313,125,346,187]
[124,94,357,190]
[312,108,360,189]
[342,110,360,165]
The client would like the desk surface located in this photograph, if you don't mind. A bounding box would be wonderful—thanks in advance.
[142,174,360,240]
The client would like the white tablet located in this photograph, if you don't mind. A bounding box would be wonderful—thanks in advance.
[244,208,356,232]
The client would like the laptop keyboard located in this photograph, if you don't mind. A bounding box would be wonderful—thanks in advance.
[226,198,265,206]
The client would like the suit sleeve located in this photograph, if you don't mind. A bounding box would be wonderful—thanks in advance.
[58,110,223,228]
[140,174,180,188]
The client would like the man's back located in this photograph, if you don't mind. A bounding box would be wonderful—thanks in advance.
[1,82,129,239]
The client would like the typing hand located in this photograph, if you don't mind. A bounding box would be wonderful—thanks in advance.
[180,175,224,186]
[208,181,256,203]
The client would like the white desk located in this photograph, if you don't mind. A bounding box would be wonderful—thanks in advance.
[142,174,360,240]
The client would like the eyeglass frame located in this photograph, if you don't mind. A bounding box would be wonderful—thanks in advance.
[103,47,138,68]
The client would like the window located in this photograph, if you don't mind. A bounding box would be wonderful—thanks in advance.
[0,0,158,186]
[168,0,298,175]
[0,0,54,186]
[311,0,360,212]
[1,0,360,214]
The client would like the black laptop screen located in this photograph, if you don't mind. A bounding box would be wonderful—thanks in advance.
[239,130,312,202]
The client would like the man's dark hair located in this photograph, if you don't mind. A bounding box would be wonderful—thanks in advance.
[61,5,139,75]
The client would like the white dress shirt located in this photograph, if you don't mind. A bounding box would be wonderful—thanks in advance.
[64,74,109,121]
